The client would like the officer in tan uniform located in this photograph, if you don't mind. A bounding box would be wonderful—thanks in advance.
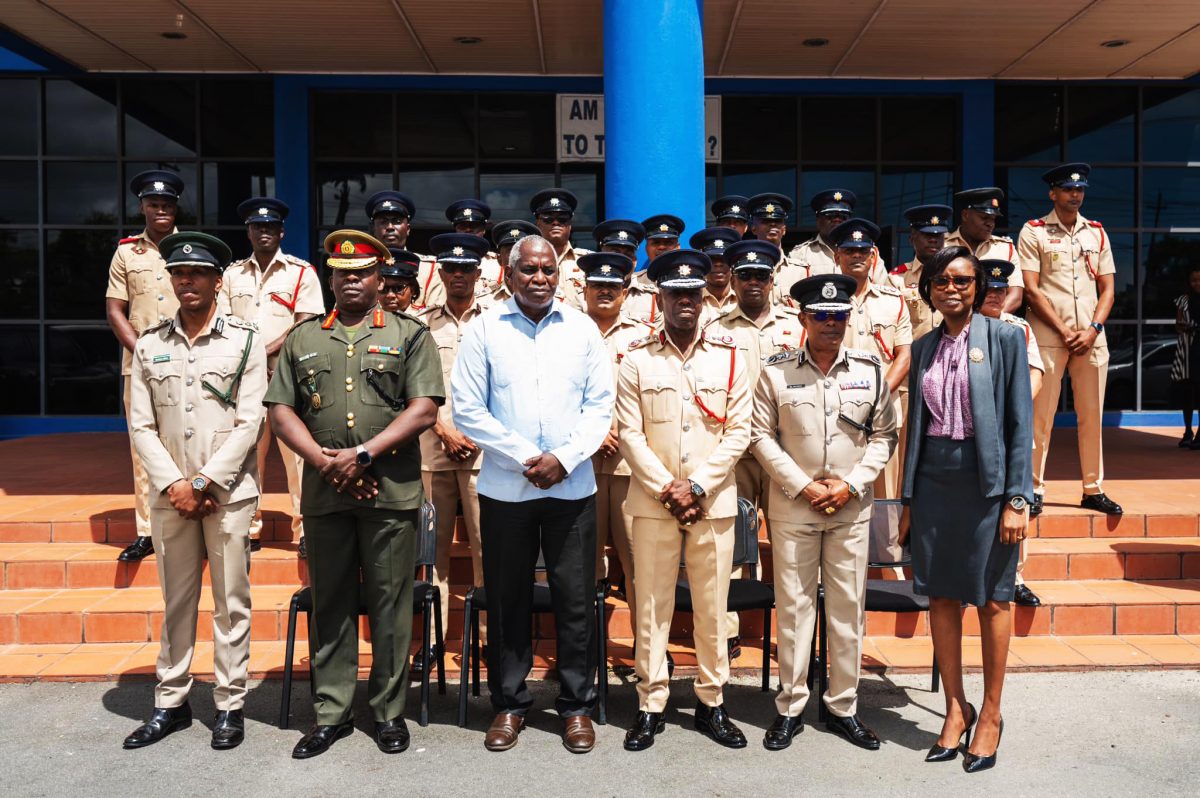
[616,249,752,752]
[690,227,739,326]
[710,239,803,659]
[945,187,1023,313]
[746,193,802,305]
[712,195,750,238]
[381,248,422,314]
[105,170,184,563]
[531,188,592,299]
[594,219,655,324]
[416,233,492,672]
[980,258,1044,608]
[123,232,266,752]
[489,220,540,303]
[1018,163,1122,517]
[446,199,502,289]
[779,189,888,306]
[887,205,952,340]
[751,273,897,752]
[578,252,651,627]
[835,219,912,507]
[219,197,325,553]
[368,190,443,312]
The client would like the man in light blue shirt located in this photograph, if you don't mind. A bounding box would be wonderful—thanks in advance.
[451,235,613,754]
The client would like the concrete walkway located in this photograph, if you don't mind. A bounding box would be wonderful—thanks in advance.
[2,669,1197,797]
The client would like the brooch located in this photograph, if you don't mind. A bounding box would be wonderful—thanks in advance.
[969,347,984,363]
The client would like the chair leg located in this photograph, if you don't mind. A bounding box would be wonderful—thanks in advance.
[433,589,446,695]
[471,609,482,697]
[761,607,772,692]
[278,595,300,729]
[457,595,472,728]
[419,594,433,727]
[595,584,608,726]
[931,651,940,693]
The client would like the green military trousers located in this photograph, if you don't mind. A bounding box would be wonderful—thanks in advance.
[305,506,417,725]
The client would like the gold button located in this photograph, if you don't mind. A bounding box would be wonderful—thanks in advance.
[346,383,354,391]
[345,377,353,384]
[346,412,355,420]
[346,347,355,357]
[347,419,356,428]
[307,368,315,376]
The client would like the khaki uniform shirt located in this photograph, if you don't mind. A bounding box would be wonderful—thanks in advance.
[263,308,446,515]
[846,283,913,369]
[622,273,660,325]
[556,244,592,311]
[417,298,491,472]
[710,304,804,388]
[129,313,266,508]
[1017,210,1115,350]
[700,289,738,328]
[615,328,752,520]
[944,230,1023,288]
[750,345,898,525]
[592,314,654,477]
[779,236,888,306]
[887,260,940,340]
[217,251,325,368]
[1000,311,1044,373]
[105,229,180,375]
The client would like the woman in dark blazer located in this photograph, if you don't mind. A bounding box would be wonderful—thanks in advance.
[898,246,1033,773]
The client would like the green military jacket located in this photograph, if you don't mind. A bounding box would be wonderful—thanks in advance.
[264,306,445,516]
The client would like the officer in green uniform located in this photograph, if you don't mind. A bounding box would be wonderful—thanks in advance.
[265,230,444,759]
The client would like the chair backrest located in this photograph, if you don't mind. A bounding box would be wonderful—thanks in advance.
[732,496,760,573]
[868,498,911,569]
[415,500,437,570]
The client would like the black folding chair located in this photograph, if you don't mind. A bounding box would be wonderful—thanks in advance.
[673,497,774,691]
[278,501,445,729]
[457,568,609,728]
[815,498,938,722]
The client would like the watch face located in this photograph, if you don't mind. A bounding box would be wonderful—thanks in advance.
[192,477,206,490]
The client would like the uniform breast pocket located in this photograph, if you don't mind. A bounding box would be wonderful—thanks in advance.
[642,380,679,423]
[145,361,183,407]
[360,353,405,408]
[778,387,818,437]
[126,265,154,295]
[267,291,295,317]
[200,356,243,402]
[694,380,728,425]
[837,392,874,436]
[229,289,257,319]
[294,354,332,413]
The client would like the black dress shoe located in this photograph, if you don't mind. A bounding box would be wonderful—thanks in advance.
[1013,584,1042,607]
[297,537,307,559]
[962,718,1004,773]
[249,538,262,553]
[727,636,742,660]
[410,644,441,679]
[1030,494,1044,517]
[292,721,354,759]
[763,714,804,750]
[925,703,975,762]
[825,714,880,750]
[374,717,410,754]
[1081,493,1123,515]
[123,703,191,749]
[118,536,154,563]
[694,702,747,749]
[211,709,244,750]
[1180,431,1194,448]
[623,711,665,751]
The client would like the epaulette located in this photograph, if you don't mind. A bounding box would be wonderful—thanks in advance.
[283,253,313,268]
[226,316,258,332]
[891,263,909,275]
[396,311,430,331]
[872,283,901,297]
[847,348,881,365]
[995,234,1013,242]
[418,253,436,262]
[118,236,140,246]
[292,315,321,330]
[573,247,594,257]
[227,255,252,269]
[1087,220,1104,228]
[764,350,794,366]
[628,335,655,351]
[140,318,172,336]
[776,305,800,316]
[1027,219,1046,227]
[704,331,736,348]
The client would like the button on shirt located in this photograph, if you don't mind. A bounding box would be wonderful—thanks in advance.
[451,297,614,502]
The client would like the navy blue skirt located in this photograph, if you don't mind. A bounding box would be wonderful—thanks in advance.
[910,437,1018,607]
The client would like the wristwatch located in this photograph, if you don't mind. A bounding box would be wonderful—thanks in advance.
[688,480,706,498]
[1008,496,1028,512]
[355,445,373,466]
[1089,322,1104,333]
[191,475,209,493]
[846,482,861,499]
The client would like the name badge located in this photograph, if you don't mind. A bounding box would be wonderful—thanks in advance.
[367,345,402,356]
[298,352,318,362]
[152,354,171,363]
[786,384,806,389]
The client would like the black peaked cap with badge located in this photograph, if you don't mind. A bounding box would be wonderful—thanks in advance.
[594,219,646,250]
[130,170,184,200]
[980,258,1015,290]
[383,248,420,279]
[725,239,780,272]
[1042,163,1090,188]
[748,193,793,220]
[810,189,856,216]
[530,188,578,215]
[429,233,488,266]
[366,191,415,220]
[642,214,685,240]
[579,252,634,284]
[237,197,289,225]
[491,220,540,249]
[647,248,710,289]
[688,226,739,259]
[830,218,881,249]
[160,232,231,272]
[956,187,1005,217]
[712,195,750,223]
[446,199,491,225]
[904,204,953,234]
[790,273,856,310]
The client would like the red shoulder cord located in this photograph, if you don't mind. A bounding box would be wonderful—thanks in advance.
[692,345,736,424]
[872,328,894,362]
[372,307,385,327]
[269,265,309,312]
[1082,223,1104,280]
[320,309,338,329]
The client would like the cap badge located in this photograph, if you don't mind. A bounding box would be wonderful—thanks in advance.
[832,192,843,202]
[509,228,520,238]
[821,282,837,299]
[991,198,1000,208]
[659,223,669,232]
[765,203,776,213]
[617,230,629,240]
[463,208,472,217]
[381,201,394,209]
[1070,173,1081,181]
[851,230,864,241]
[679,265,692,276]
[969,347,985,363]
[600,264,612,275]
[181,244,193,254]
[730,204,741,213]
[991,267,1002,278]
[549,197,561,206]
[714,240,725,249]
[746,252,758,262]
[340,240,356,255]
[930,216,940,225]
[258,207,269,216]
[153,181,165,192]
[452,247,464,256]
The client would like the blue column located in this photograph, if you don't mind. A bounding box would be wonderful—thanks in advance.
[603,0,706,269]
[959,81,995,189]
[273,76,313,262]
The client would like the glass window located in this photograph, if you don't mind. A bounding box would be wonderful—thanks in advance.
[994,167,1047,231]
[1097,324,1138,410]
[803,98,876,161]
[45,79,118,156]
[45,229,119,320]
[46,325,120,414]
[123,78,196,157]
[0,161,38,224]
[45,162,119,225]
[1142,88,1200,163]
[123,162,198,227]
[398,166,475,228]
[313,92,392,158]
[0,79,38,155]
[722,96,797,161]
[704,167,718,225]
[561,167,601,229]
[723,166,798,225]
[200,228,254,265]
[201,80,273,157]
[1142,167,1200,229]
[395,93,475,158]
[798,168,874,225]
[881,97,957,161]
[478,94,554,159]
[0,230,39,319]
[1067,86,1135,163]
[1142,232,1200,320]
[1080,167,1134,228]
[1139,324,1183,409]
[994,84,1061,163]
[315,163,392,227]
[202,161,274,226]
[880,167,954,235]
[1108,232,1137,320]
[479,167,556,221]
[0,326,40,414]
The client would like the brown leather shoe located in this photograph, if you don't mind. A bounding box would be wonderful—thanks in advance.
[563,715,595,754]
[484,712,524,752]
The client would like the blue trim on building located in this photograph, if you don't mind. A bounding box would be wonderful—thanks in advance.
[273,77,313,262]
[959,81,994,188]
[0,29,76,73]
[0,45,47,73]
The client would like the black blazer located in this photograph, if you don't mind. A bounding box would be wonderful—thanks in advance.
[902,313,1033,503]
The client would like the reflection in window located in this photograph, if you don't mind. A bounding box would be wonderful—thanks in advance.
[880,168,954,235]
[1142,168,1200,229]
[1067,86,1135,163]
[1142,233,1200,319]
[723,167,797,225]
[45,162,119,225]
[478,94,554,159]
[480,169,555,221]
[1098,324,1138,410]
[203,162,274,226]
[1135,324,1182,410]
[561,169,600,228]
[0,79,38,155]
[123,79,197,157]
[994,167,1046,229]
[45,80,118,156]
[0,231,38,319]
[994,85,1061,163]
[1143,88,1200,163]
[46,325,120,415]
[397,167,475,227]
[315,164,392,227]
[1108,233,1136,320]
[46,229,120,321]
[0,326,39,414]
[0,162,38,224]
[123,162,198,227]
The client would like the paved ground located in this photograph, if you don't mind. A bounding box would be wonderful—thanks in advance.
[2,669,1197,797]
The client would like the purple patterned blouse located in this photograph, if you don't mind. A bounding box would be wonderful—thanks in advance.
[922,326,974,439]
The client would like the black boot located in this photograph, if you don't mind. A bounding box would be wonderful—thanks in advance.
[623,711,665,751]
[123,703,192,749]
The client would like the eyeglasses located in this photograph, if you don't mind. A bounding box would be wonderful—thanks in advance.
[734,270,772,283]
[440,263,478,275]
[381,284,411,295]
[538,213,572,225]
[809,310,850,322]
[517,265,558,277]
[931,275,975,290]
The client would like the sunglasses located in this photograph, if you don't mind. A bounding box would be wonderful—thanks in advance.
[440,263,478,275]
[538,213,572,225]
[809,310,850,322]
[734,270,772,283]
[931,275,976,290]
[381,284,411,295]
[518,265,558,277]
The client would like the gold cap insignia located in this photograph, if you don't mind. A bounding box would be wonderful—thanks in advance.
[765,203,776,213]
[463,208,473,217]
[452,246,464,256]
[930,216,940,225]
[617,230,629,240]
[600,264,612,275]
[381,201,394,209]
[833,192,843,201]
[746,252,758,261]
[1070,173,1081,181]
[340,240,356,255]
[508,228,520,238]
[714,239,725,249]
[549,197,561,206]
[153,181,165,192]
[679,265,692,276]
[969,347,985,363]
[181,244,193,254]
[730,204,741,213]
[258,207,269,216]
[991,267,1002,277]
[851,230,864,241]
[821,282,837,299]
[659,223,669,232]
[991,198,1000,208]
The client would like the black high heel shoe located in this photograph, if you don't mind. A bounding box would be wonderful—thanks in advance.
[925,702,976,763]
[962,717,1004,773]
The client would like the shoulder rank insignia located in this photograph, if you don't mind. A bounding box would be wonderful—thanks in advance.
[283,253,313,268]
[118,236,140,246]
[891,263,908,275]
[141,318,172,336]
[764,350,794,366]
[628,335,655,351]
[873,283,901,296]
[367,345,402,356]
[226,317,258,331]
[996,234,1013,242]
[846,348,881,365]
[704,332,736,348]
[1027,218,1046,227]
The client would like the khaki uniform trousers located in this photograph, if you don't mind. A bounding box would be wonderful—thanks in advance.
[248,421,303,542]
[874,391,908,566]
[1033,344,1108,496]
[594,473,635,623]
[122,378,152,538]
[729,457,770,641]
[421,469,484,639]
[632,516,734,713]
[773,517,869,719]
[150,496,256,711]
